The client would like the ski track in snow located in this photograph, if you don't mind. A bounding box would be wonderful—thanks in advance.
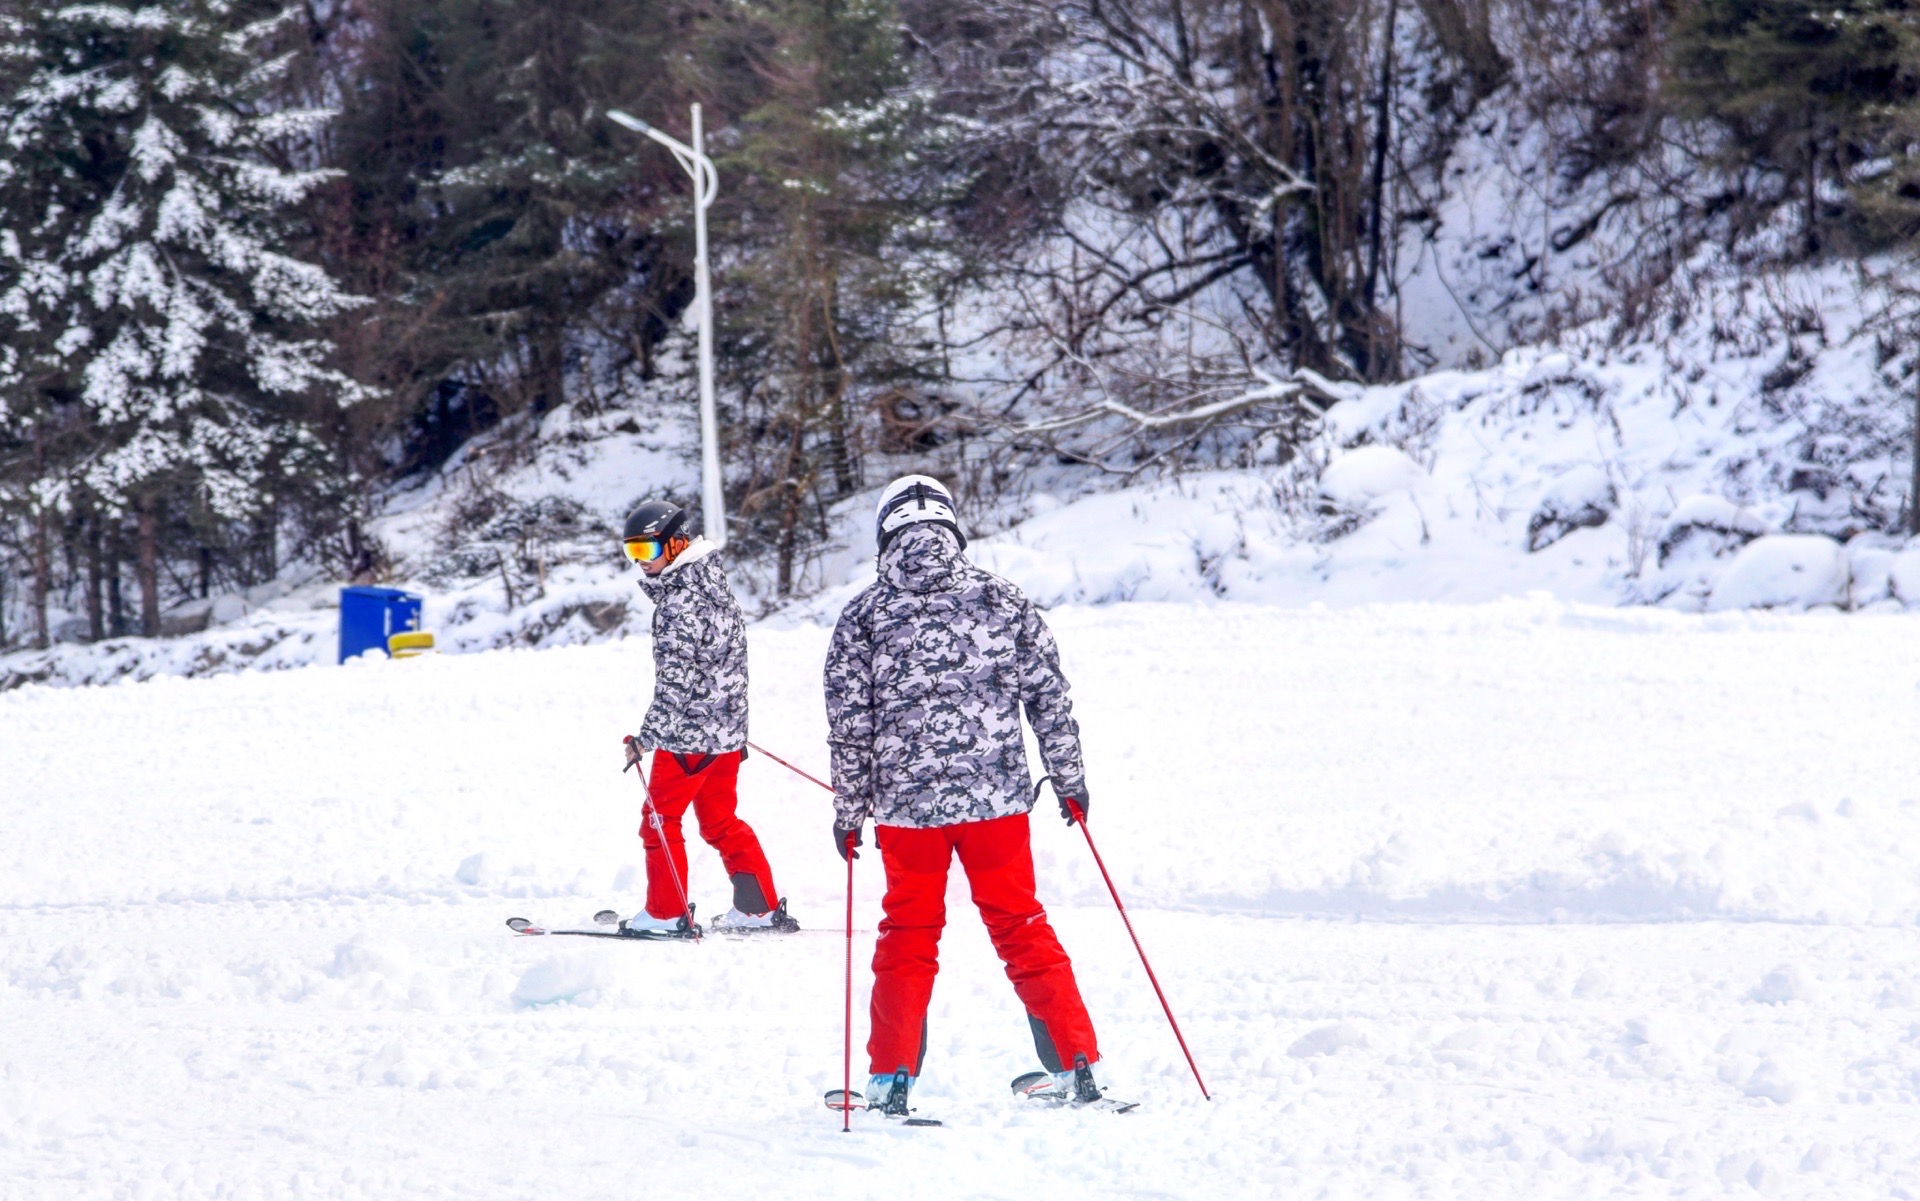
[3,599,1918,1199]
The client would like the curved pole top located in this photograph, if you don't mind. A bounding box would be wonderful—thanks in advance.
[609,109,717,209]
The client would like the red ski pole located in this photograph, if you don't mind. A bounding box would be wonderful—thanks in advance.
[747,739,834,794]
[747,741,858,1127]
[1064,798,1210,1100]
[842,832,855,1132]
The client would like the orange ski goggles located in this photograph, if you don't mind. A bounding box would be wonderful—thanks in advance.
[623,538,667,563]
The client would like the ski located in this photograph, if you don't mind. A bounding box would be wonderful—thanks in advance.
[822,1089,942,1127]
[1010,1070,1139,1114]
[509,904,836,941]
[506,910,700,941]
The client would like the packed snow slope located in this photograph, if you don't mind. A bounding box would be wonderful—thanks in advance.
[5,599,1919,1199]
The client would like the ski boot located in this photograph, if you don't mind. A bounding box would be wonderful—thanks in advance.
[617,904,700,939]
[711,897,801,935]
[1011,1055,1136,1112]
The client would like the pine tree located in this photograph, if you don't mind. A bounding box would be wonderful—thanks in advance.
[409,0,692,417]
[0,1,365,636]
[705,0,960,595]
[0,3,120,647]
[1671,0,1920,255]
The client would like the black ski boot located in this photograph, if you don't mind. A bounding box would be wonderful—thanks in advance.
[1070,1054,1102,1104]
[878,1068,912,1116]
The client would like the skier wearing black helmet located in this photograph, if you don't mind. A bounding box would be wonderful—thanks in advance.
[618,499,796,936]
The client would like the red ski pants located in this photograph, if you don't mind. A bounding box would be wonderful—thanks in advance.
[639,750,779,920]
[869,811,1099,1077]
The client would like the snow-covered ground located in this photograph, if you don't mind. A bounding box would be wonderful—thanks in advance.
[5,600,1918,1198]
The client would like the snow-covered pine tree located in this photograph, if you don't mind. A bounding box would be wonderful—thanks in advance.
[1,1,363,637]
[0,5,93,649]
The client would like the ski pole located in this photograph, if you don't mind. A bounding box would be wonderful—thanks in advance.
[744,740,860,1120]
[842,831,855,1132]
[747,739,834,794]
[746,741,857,1126]
[1063,797,1210,1100]
[624,740,698,938]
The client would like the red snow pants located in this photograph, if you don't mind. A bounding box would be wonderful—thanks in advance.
[869,811,1099,1076]
[639,749,779,920]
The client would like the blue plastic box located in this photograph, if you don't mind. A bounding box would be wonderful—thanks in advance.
[338,586,423,663]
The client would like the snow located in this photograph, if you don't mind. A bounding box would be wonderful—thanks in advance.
[6,599,1920,1197]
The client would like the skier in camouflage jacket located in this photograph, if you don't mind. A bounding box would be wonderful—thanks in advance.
[823,524,1088,829]
[823,475,1109,1112]
[636,541,748,755]
[617,500,791,936]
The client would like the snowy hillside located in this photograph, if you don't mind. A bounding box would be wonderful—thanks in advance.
[5,600,1918,1198]
[6,248,1920,694]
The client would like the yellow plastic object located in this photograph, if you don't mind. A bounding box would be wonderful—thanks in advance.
[387,630,437,659]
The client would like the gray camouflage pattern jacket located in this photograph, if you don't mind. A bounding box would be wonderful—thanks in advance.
[637,538,749,754]
[823,523,1087,828]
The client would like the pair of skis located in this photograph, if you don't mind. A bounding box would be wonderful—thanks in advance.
[821,1072,1138,1126]
[505,901,800,940]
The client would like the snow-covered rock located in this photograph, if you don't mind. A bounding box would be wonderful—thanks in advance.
[1890,547,1920,607]
[1707,536,1851,612]
[1527,465,1616,552]
[1657,496,1770,566]
[1317,445,1426,508]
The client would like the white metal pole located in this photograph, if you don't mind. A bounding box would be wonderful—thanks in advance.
[690,104,725,550]
[607,105,726,550]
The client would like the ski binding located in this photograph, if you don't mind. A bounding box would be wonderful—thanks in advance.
[823,1088,941,1126]
[1011,1069,1139,1114]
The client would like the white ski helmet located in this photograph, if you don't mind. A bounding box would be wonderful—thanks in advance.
[875,474,966,554]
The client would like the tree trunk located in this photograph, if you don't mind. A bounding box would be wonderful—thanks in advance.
[529,318,565,416]
[137,500,161,638]
[198,544,212,600]
[1362,0,1400,380]
[86,516,104,642]
[819,280,857,498]
[30,507,50,650]
[108,524,126,637]
[1415,0,1508,101]
[776,413,807,598]
[29,420,49,649]
[1803,107,1820,258]
[1911,373,1920,537]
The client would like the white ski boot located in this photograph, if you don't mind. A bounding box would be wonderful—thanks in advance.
[710,897,800,934]
[617,904,700,938]
[1011,1055,1135,1112]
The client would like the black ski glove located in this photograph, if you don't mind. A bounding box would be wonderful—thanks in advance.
[833,820,864,861]
[622,735,648,773]
[1059,792,1089,826]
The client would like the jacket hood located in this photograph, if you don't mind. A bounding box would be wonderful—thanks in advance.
[878,523,964,593]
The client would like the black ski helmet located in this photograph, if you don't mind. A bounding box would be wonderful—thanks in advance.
[623,499,690,544]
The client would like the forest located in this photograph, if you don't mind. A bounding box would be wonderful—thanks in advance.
[5,0,1920,648]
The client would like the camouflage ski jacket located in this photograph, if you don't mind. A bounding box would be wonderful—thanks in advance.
[823,523,1087,828]
[637,539,749,754]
